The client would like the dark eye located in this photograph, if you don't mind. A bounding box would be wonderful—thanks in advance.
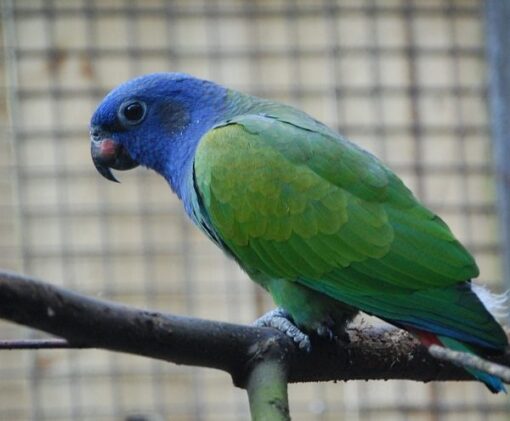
[119,101,147,125]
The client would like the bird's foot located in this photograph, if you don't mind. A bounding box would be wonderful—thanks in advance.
[316,324,335,341]
[315,318,351,346]
[253,308,311,352]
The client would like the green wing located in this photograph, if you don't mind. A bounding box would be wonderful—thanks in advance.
[194,112,477,286]
[193,111,505,348]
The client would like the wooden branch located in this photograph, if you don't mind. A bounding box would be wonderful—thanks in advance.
[0,269,508,389]
[246,338,290,421]
[0,338,81,349]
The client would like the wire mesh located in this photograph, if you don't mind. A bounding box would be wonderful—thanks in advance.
[0,0,508,420]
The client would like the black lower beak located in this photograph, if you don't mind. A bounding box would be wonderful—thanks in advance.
[91,138,139,183]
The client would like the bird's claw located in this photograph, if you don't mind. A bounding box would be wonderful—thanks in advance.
[253,308,311,352]
[316,324,335,341]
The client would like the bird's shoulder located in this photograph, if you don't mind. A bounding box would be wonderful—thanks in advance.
[196,104,415,207]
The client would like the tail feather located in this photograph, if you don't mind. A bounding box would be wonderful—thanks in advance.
[415,330,507,393]
[438,336,506,393]
[464,366,506,394]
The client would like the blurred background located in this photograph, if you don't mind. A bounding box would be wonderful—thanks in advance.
[1,0,509,420]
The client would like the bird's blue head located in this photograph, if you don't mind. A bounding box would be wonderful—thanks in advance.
[90,72,228,197]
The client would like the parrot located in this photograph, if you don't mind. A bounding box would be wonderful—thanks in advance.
[90,72,508,392]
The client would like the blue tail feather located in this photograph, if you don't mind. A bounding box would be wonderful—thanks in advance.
[438,336,506,393]
[465,367,506,393]
[402,317,504,351]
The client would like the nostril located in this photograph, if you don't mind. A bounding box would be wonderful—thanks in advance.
[90,126,101,140]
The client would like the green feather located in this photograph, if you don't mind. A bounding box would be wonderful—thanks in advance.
[193,108,506,351]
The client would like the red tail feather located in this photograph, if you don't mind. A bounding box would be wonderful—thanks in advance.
[414,330,442,347]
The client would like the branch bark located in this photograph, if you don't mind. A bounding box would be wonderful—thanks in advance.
[0,269,508,390]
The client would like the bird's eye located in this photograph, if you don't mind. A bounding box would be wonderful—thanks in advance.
[119,101,147,125]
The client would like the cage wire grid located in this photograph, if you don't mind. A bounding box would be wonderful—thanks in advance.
[0,0,509,420]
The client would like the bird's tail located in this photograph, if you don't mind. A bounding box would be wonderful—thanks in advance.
[415,330,506,393]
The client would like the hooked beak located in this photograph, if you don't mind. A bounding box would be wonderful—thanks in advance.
[90,132,139,183]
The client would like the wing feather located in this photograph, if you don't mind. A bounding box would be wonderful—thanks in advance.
[194,114,478,289]
[190,113,506,347]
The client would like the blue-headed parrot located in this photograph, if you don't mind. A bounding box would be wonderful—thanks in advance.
[90,73,508,392]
